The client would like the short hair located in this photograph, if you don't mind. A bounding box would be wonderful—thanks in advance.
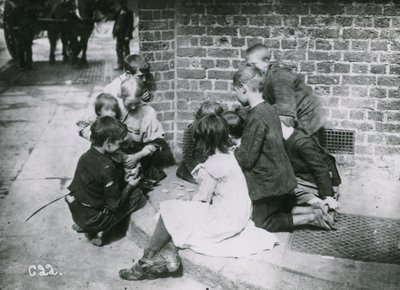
[279,115,295,128]
[120,76,145,100]
[194,100,224,120]
[124,54,150,75]
[194,114,230,156]
[90,116,128,147]
[245,43,270,59]
[94,93,121,120]
[233,66,265,92]
[221,110,244,139]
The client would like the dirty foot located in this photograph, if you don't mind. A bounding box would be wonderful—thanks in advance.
[311,211,332,231]
[72,223,85,233]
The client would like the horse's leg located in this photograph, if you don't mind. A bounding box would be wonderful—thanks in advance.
[48,27,57,64]
[61,28,69,62]
[80,34,89,66]
[25,33,34,70]
[80,24,94,66]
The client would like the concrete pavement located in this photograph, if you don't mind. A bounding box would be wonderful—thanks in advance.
[0,29,208,290]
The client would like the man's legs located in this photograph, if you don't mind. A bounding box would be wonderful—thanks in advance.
[122,39,130,60]
[114,37,124,70]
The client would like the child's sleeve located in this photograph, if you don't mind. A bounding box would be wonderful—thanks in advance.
[141,109,165,152]
[181,124,196,171]
[268,69,297,118]
[296,138,334,197]
[191,166,217,204]
[234,118,266,170]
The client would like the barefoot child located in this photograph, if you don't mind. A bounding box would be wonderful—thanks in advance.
[176,100,224,183]
[119,115,278,281]
[66,116,145,246]
[281,116,341,210]
[233,66,334,232]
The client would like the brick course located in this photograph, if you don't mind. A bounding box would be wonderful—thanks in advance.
[139,0,400,167]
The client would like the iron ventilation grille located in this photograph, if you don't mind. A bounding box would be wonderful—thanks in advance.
[290,213,400,265]
[317,129,355,154]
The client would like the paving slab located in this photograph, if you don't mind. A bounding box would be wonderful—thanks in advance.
[17,145,86,180]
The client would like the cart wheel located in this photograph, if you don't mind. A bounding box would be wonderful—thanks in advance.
[3,1,17,59]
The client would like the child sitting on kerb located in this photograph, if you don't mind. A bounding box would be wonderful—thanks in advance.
[119,77,171,186]
[79,54,152,126]
[281,116,341,211]
[176,100,224,183]
[119,114,278,281]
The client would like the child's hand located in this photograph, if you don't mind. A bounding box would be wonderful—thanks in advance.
[125,166,140,179]
[124,153,140,168]
[76,119,90,128]
[126,175,142,187]
[230,137,241,146]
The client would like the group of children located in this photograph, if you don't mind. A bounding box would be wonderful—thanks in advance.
[66,44,342,281]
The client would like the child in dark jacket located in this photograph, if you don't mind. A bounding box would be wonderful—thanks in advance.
[232,66,334,232]
[246,44,325,136]
[176,101,224,183]
[113,0,134,71]
[281,116,341,210]
[66,116,145,246]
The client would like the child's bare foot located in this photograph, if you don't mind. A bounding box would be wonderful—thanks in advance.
[72,224,85,233]
[84,231,105,246]
[310,210,332,231]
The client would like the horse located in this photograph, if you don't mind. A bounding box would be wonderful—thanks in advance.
[47,0,119,66]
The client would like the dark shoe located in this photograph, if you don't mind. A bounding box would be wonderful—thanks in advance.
[119,262,147,280]
[144,248,181,273]
[119,257,182,281]
[162,247,181,272]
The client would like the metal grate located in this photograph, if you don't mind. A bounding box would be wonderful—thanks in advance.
[290,213,400,265]
[317,129,354,154]
[0,61,106,86]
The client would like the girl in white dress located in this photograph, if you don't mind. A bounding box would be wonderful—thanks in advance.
[119,114,279,281]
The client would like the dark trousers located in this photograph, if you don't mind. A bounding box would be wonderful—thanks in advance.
[252,195,295,232]
[15,28,34,69]
[66,188,145,234]
[116,37,130,66]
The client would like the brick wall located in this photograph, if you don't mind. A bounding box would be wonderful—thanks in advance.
[138,0,176,147]
[139,0,400,176]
